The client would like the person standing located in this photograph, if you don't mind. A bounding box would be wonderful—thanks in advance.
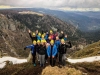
[58,39,72,68]
[55,36,61,60]
[24,40,37,67]
[59,31,65,39]
[36,40,41,63]
[47,40,57,67]
[38,40,46,67]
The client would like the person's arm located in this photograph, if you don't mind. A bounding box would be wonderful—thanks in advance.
[24,45,33,50]
[28,30,33,40]
[52,45,57,57]
[66,41,72,48]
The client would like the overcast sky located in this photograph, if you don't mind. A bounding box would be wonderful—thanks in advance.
[0,0,100,10]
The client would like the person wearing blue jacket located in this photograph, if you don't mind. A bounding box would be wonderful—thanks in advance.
[37,32,41,41]
[24,41,37,67]
[55,36,61,59]
[55,36,61,49]
[47,40,57,67]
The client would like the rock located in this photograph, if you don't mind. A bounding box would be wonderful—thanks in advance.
[27,51,32,62]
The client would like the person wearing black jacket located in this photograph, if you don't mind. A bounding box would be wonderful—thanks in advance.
[28,30,37,42]
[58,39,72,67]
[38,40,46,67]
[59,31,65,39]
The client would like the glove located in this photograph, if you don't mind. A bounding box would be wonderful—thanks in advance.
[24,47,27,50]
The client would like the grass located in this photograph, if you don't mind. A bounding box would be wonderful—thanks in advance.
[42,66,82,75]
[71,41,100,58]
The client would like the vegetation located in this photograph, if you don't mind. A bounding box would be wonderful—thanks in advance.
[42,66,82,75]
[71,41,100,58]
[0,62,83,75]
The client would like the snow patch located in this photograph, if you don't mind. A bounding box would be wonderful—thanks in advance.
[0,56,27,69]
[67,56,100,63]
[0,62,6,69]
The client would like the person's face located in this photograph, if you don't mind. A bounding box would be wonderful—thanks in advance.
[33,43,36,45]
[46,32,48,34]
[41,42,45,45]
[37,42,40,45]
[56,36,59,40]
[48,37,51,40]
[61,41,64,44]
[51,43,54,45]
[61,31,63,34]
[36,30,38,34]
[44,33,46,36]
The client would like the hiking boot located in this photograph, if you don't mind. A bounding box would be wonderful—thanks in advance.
[40,64,43,67]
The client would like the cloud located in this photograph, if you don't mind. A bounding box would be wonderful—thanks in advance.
[0,0,100,9]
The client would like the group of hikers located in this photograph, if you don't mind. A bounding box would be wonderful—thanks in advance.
[24,29,72,67]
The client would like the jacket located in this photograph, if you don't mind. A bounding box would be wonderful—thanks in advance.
[37,44,46,55]
[59,42,72,54]
[29,33,37,42]
[59,33,65,39]
[37,35,41,40]
[25,44,36,54]
[55,40,61,49]
[47,45,57,57]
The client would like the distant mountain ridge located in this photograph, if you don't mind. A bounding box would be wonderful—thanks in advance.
[16,8,100,32]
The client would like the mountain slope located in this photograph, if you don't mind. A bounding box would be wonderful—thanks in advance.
[0,14,31,57]
[71,41,100,58]
[0,10,84,57]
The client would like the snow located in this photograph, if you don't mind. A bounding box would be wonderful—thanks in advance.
[67,56,100,63]
[0,56,100,69]
[0,62,6,69]
[0,56,27,69]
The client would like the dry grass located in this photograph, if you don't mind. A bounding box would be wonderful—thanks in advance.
[42,66,82,75]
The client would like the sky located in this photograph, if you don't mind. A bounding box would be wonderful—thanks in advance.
[0,0,100,11]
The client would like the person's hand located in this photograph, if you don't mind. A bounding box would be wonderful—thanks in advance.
[28,30,31,33]
[65,35,67,38]
[24,47,26,50]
